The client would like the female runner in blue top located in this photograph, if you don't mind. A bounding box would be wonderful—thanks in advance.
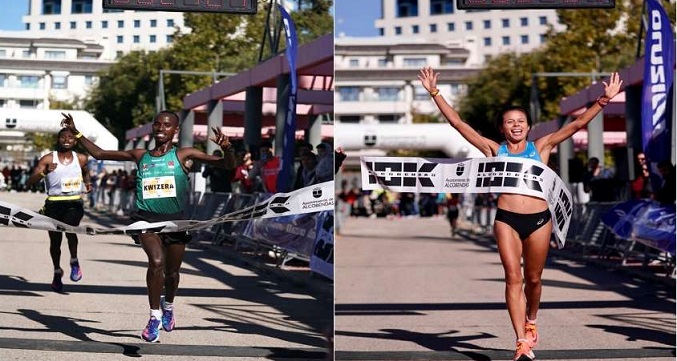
[419,67,622,361]
[61,111,235,343]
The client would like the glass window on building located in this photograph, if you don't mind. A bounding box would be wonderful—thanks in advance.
[430,24,437,33]
[0,50,5,58]
[102,20,108,29]
[502,18,510,28]
[25,24,30,30]
[19,100,37,108]
[430,0,453,15]
[52,75,67,89]
[502,36,510,45]
[450,83,461,95]
[84,75,94,85]
[520,17,528,26]
[117,35,123,43]
[414,85,429,100]
[412,25,419,34]
[0,74,6,86]
[540,34,547,43]
[71,0,92,13]
[338,87,360,101]
[378,114,399,123]
[166,35,174,43]
[0,99,4,107]
[483,20,491,29]
[86,21,92,29]
[374,87,399,101]
[70,21,76,29]
[349,58,359,67]
[521,35,528,44]
[339,115,360,123]
[539,16,547,25]
[117,20,124,28]
[134,20,141,28]
[22,50,31,58]
[395,26,402,35]
[403,57,426,67]
[133,35,140,43]
[150,19,157,27]
[397,0,418,17]
[465,21,473,31]
[42,0,62,15]
[45,51,66,59]
[18,76,39,88]
[167,19,175,27]
[378,28,384,36]
[55,22,61,30]
[39,22,46,30]
[484,37,491,46]
[150,35,157,43]
[116,51,123,58]
[447,22,455,31]
[377,58,388,67]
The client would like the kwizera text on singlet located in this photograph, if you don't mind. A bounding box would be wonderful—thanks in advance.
[135,148,189,214]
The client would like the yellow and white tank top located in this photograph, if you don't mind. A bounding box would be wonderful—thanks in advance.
[45,151,83,196]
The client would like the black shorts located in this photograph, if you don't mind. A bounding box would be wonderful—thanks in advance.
[494,208,551,240]
[129,209,192,245]
[41,200,84,227]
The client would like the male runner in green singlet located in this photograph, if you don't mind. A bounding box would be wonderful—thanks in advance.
[61,111,235,342]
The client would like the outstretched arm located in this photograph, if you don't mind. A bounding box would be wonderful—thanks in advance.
[61,113,142,162]
[179,126,236,169]
[537,72,623,153]
[418,66,498,157]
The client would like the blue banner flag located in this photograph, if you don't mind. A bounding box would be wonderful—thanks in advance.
[642,0,675,162]
[277,5,298,193]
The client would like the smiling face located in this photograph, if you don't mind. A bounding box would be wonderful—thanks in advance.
[56,129,76,152]
[152,112,179,144]
[500,109,530,142]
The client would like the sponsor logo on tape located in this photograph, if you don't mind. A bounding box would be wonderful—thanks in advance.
[366,161,438,188]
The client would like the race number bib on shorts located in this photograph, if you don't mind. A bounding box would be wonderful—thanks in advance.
[142,176,177,199]
[60,177,82,192]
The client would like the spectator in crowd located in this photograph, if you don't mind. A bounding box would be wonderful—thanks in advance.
[655,160,676,204]
[315,142,334,183]
[293,141,314,190]
[630,164,655,199]
[202,149,234,193]
[248,141,280,193]
[635,152,662,193]
[446,193,460,237]
[582,157,616,202]
[299,152,318,188]
[335,147,347,174]
[26,127,91,292]
[233,151,255,194]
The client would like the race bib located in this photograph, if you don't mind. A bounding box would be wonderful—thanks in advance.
[60,177,82,193]
[142,176,177,199]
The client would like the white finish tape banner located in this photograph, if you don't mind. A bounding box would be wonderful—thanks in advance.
[0,181,334,237]
[361,156,572,248]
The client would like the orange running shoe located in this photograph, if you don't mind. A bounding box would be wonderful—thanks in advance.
[514,339,535,361]
[525,321,538,347]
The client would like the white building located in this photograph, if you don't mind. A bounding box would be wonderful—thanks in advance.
[374,0,563,65]
[23,0,186,59]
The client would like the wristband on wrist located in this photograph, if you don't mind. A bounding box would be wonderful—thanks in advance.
[596,95,610,107]
[430,89,440,97]
[39,171,46,178]
[74,132,83,138]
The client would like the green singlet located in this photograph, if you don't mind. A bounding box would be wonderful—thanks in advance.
[135,147,189,214]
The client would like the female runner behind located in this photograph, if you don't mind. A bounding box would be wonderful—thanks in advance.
[61,111,236,342]
[418,67,622,361]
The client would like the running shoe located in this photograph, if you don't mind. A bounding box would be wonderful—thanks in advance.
[525,321,538,347]
[514,339,535,361]
[141,316,161,342]
[51,269,63,292]
[160,297,175,332]
[70,261,82,282]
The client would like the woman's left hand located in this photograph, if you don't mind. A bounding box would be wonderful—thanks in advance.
[210,126,231,150]
[603,72,623,99]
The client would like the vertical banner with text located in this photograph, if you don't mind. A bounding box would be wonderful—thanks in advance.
[277,5,298,192]
[642,0,675,162]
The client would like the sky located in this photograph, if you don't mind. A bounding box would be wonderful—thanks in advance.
[0,0,380,36]
[0,0,28,30]
[334,0,381,37]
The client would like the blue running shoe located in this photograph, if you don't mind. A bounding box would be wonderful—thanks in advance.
[141,316,161,342]
[161,297,175,332]
[51,269,63,292]
[70,261,82,282]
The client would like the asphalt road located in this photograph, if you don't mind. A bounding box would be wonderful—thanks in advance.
[0,191,332,361]
[335,216,676,361]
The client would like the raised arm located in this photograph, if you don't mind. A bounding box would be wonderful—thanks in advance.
[26,154,55,187]
[418,67,498,157]
[537,72,623,153]
[61,113,143,162]
[178,126,236,170]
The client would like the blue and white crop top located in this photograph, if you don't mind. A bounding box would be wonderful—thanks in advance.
[496,141,542,162]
